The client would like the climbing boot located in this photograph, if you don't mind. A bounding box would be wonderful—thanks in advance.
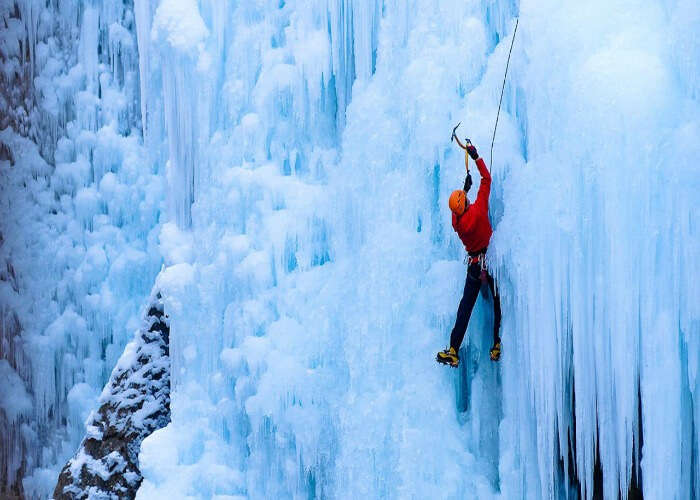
[489,341,501,362]
[436,347,459,367]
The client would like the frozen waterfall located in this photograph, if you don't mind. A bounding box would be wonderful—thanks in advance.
[0,0,698,498]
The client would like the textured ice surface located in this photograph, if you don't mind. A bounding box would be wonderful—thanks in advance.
[133,0,698,498]
[0,0,698,498]
[0,1,162,497]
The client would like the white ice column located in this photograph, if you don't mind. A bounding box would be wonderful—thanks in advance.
[152,0,210,228]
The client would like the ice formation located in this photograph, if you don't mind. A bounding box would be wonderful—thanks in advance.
[0,1,162,497]
[0,0,697,499]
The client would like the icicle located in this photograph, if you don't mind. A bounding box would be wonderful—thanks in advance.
[152,0,209,228]
[134,0,151,137]
[78,6,99,94]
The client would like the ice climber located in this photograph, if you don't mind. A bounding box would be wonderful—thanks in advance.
[436,135,502,368]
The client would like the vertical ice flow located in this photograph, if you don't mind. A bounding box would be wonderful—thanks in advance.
[0,0,697,498]
[0,1,162,497]
[137,0,698,498]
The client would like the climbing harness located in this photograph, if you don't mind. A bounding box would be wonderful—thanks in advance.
[467,253,485,268]
[489,18,519,169]
[464,250,489,284]
[464,250,487,273]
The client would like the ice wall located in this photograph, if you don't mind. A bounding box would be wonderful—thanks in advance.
[493,2,699,498]
[135,0,698,498]
[130,0,486,497]
[1,0,697,498]
[0,2,163,497]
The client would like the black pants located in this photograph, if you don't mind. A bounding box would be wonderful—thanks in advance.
[449,262,501,351]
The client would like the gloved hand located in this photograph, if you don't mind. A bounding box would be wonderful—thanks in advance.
[466,142,479,160]
[463,171,472,192]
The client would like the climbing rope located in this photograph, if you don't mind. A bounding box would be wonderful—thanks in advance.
[490,18,519,169]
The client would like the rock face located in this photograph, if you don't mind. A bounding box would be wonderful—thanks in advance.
[53,295,170,500]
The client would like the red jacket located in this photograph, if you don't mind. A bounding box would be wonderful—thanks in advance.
[452,157,492,253]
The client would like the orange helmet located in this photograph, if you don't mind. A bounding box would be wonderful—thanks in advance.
[449,190,468,215]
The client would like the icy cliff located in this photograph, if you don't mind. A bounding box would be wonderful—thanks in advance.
[0,0,697,499]
[0,1,162,497]
[134,0,699,498]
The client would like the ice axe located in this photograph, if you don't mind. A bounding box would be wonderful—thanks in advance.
[450,122,471,172]
[450,122,461,143]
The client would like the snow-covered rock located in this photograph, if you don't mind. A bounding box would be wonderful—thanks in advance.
[53,294,170,500]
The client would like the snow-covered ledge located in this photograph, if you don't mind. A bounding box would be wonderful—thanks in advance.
[53,293,170,500]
